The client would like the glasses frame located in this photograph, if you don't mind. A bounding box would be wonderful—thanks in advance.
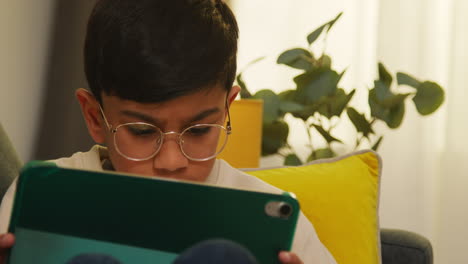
[98,104,232,162]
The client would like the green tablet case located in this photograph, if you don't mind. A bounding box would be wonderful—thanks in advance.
[8,161,299,264]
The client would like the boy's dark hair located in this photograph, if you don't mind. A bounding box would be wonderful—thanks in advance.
[84,0,239,104]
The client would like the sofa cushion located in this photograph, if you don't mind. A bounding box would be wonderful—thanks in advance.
[243,150,382,264]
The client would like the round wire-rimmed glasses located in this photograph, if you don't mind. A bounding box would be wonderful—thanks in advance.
[99,106,231,162]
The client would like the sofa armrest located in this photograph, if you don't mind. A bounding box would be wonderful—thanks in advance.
[381,228,433,264]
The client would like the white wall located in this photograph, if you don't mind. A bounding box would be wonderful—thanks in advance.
[0,0,56,162]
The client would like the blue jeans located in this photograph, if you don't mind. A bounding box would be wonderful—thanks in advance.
[66,239,259,264]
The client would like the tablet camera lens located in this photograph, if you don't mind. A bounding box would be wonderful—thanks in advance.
[279,203,292,217]
[265,201,293,218]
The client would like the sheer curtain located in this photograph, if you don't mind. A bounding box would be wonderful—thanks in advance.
[232,0,467,262]
[434,0,468,262]
[372,0,467,262]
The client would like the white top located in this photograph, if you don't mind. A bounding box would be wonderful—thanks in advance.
[0,145,336,263]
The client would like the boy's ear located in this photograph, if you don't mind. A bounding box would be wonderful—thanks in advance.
[227,85,241,106]
[75,88,106,144]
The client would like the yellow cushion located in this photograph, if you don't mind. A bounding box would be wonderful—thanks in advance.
[244,150,382,264]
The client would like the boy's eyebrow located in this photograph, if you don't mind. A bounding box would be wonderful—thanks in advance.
[189,107,221,123]
[120,107,221,125]
[121,110,158,124]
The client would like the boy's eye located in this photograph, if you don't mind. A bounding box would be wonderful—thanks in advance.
[126,124,158,136]
[186,126,211,136]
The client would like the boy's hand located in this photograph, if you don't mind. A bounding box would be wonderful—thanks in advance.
[0,233,15,264]
[279,251,303,264]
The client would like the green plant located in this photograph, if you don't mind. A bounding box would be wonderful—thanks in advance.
[237,12,445,165]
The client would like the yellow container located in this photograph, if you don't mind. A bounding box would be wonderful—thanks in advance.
[218,99,263,168]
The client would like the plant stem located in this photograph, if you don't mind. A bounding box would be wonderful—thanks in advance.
[279,143,296,157]
[304,121,315,154]
[329,117,339,130]
[285,143,294,152]
[315,114,323,128]
[322,32,329,57]
[355,134,363,150]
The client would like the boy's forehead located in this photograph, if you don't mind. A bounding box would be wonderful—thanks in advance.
[101,85,228,110]
[102,84,227,102]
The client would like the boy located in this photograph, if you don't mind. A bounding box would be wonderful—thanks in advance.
[0,0,336,263]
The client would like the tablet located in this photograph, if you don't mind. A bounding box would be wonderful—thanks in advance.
[8,161,299,264]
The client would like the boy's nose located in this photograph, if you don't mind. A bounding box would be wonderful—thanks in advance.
[153,137,189,172]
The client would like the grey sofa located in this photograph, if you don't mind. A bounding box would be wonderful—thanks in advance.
[381,228,433,264]
[0,123,432,264]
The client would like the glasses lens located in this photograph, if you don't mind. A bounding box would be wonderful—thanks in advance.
[180,124,228,160]
[114,123,162,160]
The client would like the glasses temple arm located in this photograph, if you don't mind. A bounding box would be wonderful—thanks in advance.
[98,105,113,131]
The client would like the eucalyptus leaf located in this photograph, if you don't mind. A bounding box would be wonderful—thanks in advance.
[378,62,393,87]
[338,69,347,81]
[373,80,411,108]
[386,101,405,128]
[279,101,304,113]
[326,12,343,33]
[412,81,445,115]
[318,54,332,68]
[281,88,321,120]
[346,107,374,137]
[317,88,355,118]
[381,93,411,108]
[307,24,327,45]
[317,88,354,119]
[290,104,320,121]
[369,89,387,118]
[252,89,281,124]
[236,73,252,99]
[237,57,266,99]
[279,90,307,116]
[284,154,303,166]
[397,72,421,88]
[262,120,289,156]
[294,68,340,104]
[369,89,406,128]
[374,80,393,102]
[332,89,355,116]
[278,89,296,101]
[307,12,343,45]
[317,100,333,119]
[312,125,343,143]
[244,56,266,69]
[307,148,336,162]
[277,48,315,71]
